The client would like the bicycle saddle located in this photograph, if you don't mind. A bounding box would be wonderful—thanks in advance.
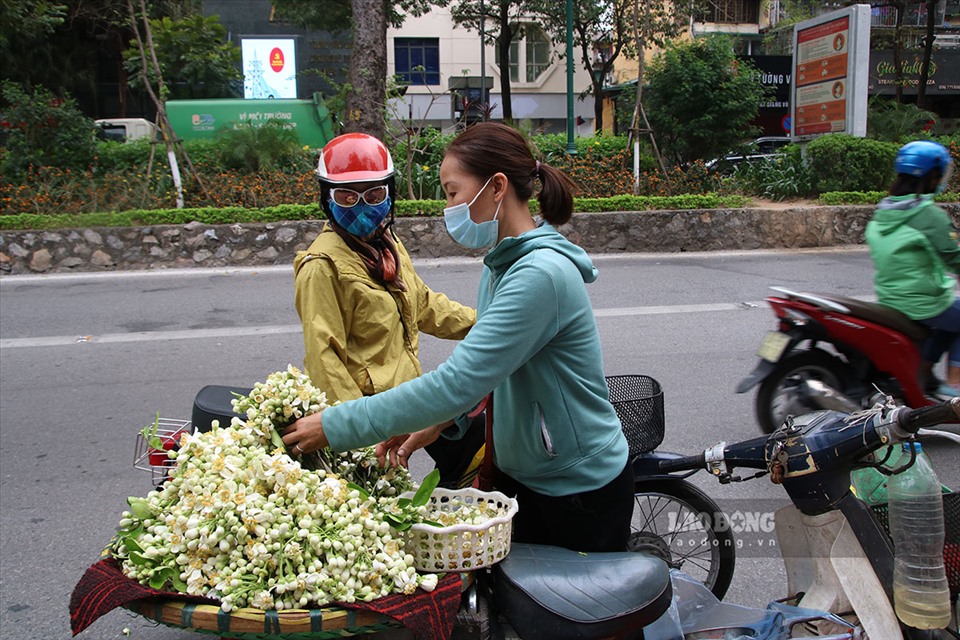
[493,542,672,640]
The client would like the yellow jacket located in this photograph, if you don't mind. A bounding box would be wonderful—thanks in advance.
[293,224,476,403]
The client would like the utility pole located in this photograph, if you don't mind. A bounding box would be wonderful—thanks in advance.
[565,0,577,154]
[480,0,487,120]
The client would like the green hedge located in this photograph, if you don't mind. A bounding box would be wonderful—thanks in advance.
[0,194,751,231]
[818,191,960,205]
[805,135,899,193]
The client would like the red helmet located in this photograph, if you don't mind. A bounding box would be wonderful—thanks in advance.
[317,133,394,184]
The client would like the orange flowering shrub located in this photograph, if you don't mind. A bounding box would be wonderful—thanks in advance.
[2,134,718,216]
[549,149,721,198]
[0,167,320,215]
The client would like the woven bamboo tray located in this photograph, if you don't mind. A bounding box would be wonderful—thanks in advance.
[124,598,399,639]
[122,571,475,639]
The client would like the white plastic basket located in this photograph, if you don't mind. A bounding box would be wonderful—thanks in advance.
[402,487,519,573]
[133,418,191,484]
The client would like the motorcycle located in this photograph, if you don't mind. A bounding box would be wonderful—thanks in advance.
[131,375,736,639]
[128,381,959,639]
[737,286,960,438]
[657,397,960,639]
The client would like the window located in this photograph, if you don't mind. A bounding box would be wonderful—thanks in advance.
[495,41,520,83]
[524,25,551,82]
[494,24,553,84]
[394,38,440,85]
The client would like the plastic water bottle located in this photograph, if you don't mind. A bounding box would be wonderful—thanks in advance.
[887,441,951,629]
[850,444,905,505]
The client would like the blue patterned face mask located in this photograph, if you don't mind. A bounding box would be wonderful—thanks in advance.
[329,197,393,238]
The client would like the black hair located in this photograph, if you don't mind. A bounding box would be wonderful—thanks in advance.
[888,168,943,197]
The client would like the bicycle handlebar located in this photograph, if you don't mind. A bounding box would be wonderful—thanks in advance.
[657,398,960,477]
[896,397,960,434]
[658,452,706,473]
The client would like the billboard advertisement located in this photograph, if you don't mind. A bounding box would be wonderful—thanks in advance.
[791,5,871,140]
[242,38,298,99]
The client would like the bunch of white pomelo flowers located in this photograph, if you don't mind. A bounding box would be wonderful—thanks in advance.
[114,366,440,612]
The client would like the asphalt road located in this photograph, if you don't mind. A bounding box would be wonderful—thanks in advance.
[1,247,957,640]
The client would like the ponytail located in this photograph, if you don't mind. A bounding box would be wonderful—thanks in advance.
[535,162,576,226]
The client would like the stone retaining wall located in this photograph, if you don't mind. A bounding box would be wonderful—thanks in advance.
[2,204,958,275]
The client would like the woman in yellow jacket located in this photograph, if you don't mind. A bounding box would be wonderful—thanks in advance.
[293,133,482,486]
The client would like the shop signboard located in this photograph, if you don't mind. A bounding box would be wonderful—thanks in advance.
[868,49,960,95]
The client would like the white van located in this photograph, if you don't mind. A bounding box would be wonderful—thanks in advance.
[95,118,158,142]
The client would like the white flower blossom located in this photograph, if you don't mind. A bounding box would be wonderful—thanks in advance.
[113,366,445,613]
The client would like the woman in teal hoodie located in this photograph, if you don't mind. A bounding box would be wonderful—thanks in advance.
[866,140,960,394]
[283,123,632,552]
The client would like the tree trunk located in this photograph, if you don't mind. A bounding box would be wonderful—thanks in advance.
[497,1,513,122]
[575,23,605,132]
[893,0,904,104]
[592,75,604,132]
[345,0,387,139]
[917,0,936,109]
[630,0,669,183]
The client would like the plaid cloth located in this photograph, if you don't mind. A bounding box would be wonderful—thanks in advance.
[70,557,463,640]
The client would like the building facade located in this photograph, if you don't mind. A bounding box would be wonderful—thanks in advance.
[387,8,596,134]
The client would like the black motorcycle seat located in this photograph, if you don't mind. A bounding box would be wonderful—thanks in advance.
[807,292,929,342]
[192,384,252,433]
[493,542,671,640]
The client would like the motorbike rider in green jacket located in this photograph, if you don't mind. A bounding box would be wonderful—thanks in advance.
[866,140,960,395]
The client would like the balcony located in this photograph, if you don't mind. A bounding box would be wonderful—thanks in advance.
[693,0,764,36]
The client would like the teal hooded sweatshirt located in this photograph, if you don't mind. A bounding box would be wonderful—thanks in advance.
[321,223,628,496]
[865,194,960,320]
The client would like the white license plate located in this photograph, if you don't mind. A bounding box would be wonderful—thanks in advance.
[757,331,791,362]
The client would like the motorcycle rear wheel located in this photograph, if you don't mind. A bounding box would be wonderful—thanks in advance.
[629,479,735,600]
[755,349,850,434]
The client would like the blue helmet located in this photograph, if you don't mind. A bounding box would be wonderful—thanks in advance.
[894,140,951,178]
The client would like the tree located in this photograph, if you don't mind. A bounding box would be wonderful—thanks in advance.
[644,35,770,166]
[0,81,97,176]
[124,0,209,207]
[0,0,107,106]
[616,0,697,183]
[0,0,66,52]
[271,0,439,140]
[347,0,389,137]
[449,0,528,122]
[531,0,627,132]
[916,0,935,109]
[0,0,203,117]
[122,14,241,99]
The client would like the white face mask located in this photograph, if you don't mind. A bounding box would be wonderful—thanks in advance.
[443,177,503,249]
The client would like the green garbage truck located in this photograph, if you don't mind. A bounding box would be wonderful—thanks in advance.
[165,94,336,148]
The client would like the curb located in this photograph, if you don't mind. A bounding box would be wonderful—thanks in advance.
[1,204,957,275]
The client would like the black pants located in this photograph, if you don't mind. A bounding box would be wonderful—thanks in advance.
[424,413,486,489]
[496,461,635,552]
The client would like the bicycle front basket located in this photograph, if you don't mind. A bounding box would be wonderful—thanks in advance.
[606,375,665,458]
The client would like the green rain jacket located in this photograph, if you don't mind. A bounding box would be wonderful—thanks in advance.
[293,223,475,403]
[322,224,629,497]
[865,195,960,320]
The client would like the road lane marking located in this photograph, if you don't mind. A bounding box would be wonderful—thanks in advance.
[594,302,749,317]
[0,325,302,349]
[0,302,772,349]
